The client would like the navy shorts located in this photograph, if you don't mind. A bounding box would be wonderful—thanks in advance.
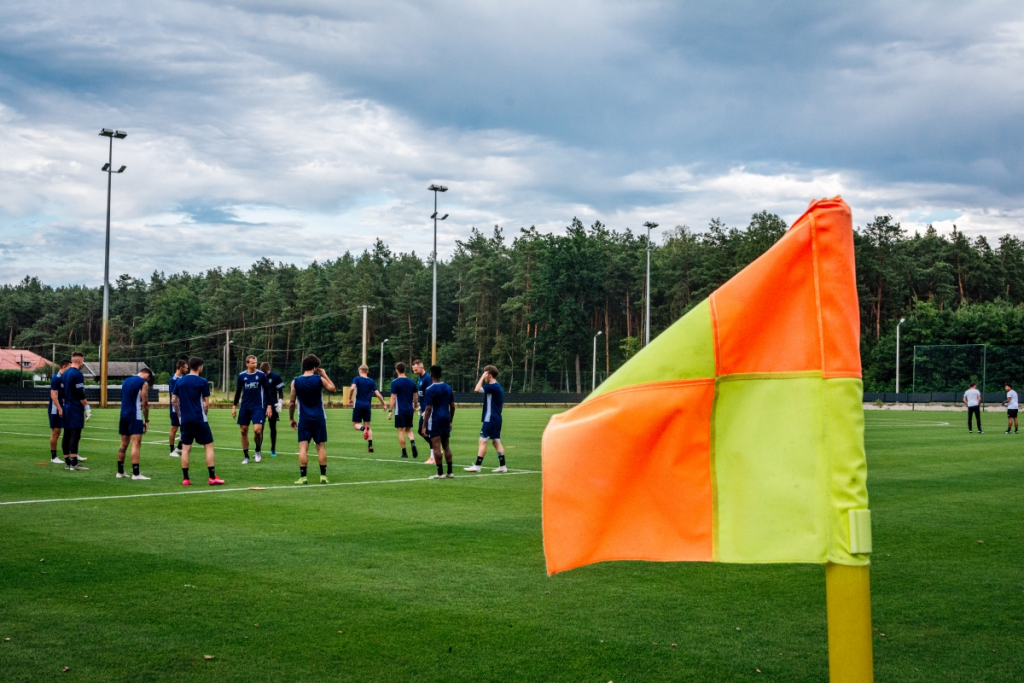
[49,410,62,430]
[62,406,85,430]
[297,419,328,444]
[480,419,502,441]
[181,421,214,446]
[352,406,372,423]
[394,413,413,429]
[237,406,265,426]
[170,410,180,427]
[119,417,146,436]
[427,416,451,440]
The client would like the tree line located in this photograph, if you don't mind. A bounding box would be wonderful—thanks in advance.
[4,212,1024,392]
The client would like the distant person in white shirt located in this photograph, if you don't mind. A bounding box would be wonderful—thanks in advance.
[1002,384,1018,434]
[963,383,983,434]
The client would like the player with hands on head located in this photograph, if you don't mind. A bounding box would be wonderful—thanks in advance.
[350,364,386,453]
[388,362,419,458]
[289,355,336,484]
[48,359,70,464]
[116,367,153,480]
[422,365,456,479]
[232,355,271,464]
[465,365,507,473]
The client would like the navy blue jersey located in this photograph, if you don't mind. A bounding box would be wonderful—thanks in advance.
[424,381,454,420]
[294,374,326,422]
[49,371,64,414]
[236,371,267,410]
[263,371,285,405]
[416,373,433,414]
[481,382,504,423]
[173,374,210,423]
[390,376,417,415]
[62,366,86,409]
[120,375,147,420]
[168,373,182,412]
[352,376,378,407]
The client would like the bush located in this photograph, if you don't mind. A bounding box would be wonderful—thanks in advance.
[156,371,170,385]
[0,370,28,387]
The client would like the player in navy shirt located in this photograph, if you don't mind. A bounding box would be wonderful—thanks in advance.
[232,355,271,464]
[116,368,153,480]
[422,365,456,478]
[172,357,224,486]
[350,364,386,453]
[61,351,90,470]
[47,359,70,463]
[289,354,336,484]
[167,359,187,457]
[465,365,507,473]
[411,359,433,462]
[260,361,286,457]
[387,362,419,459]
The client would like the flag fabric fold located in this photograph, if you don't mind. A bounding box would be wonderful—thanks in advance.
[542,197,868,575]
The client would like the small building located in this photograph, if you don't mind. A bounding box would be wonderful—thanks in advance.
[0,349,52,371]
[82,361,152,383]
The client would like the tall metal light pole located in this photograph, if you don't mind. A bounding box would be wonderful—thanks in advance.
[427,184,448,366]
[98,128,127,408]
[643,222,658,346]
[358,305,374,366]
[896,317,906,394]
[379,338,389,388]
[592,331,603,392]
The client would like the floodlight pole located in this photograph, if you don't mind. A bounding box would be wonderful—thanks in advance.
[98,128,127,408]
[592,331,602,393]
[643,222,658,346]
[427,184,449,365]
[895,318,905,394]
[358,305,374,366]
[379,339,388,388]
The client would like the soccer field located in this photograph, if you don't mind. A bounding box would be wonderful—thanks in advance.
[0,407,1021,682]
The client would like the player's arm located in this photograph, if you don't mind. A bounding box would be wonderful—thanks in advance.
[449,397,456,423]
[232,375,242,416]
[288,381,298,428]
[141,384,150,432]
[474,372,487,393]
[348,383,357,406]
[422,403,432,422]
[375,389,387,408]
[50,388,63,415]
[172,393,181,422]
[203,395,210,415]
[388,391,396,415]
[318,369,336,393]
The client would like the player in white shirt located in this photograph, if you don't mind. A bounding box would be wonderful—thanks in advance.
[963,382,983,433]
[1001,384,1018,434]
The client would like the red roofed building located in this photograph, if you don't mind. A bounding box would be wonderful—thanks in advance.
[0,349,53,371]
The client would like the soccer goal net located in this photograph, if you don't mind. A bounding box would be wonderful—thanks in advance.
[912,344,1024,395]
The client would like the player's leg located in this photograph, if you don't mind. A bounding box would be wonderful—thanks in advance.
[295,439,310,484]
[315,441,328,483]
[1014,414,1019,433]
[169,421,179,455]
[967,406,975,432]
[49,426,61,462]
[441,433,453,477]
[465,437,487,472]
[116,432,131,478]
[240,422,251,463]
[204,441,223,485]
[429,436,445,478]
[268,413,278,456]
[406,427,418,458]
[977,406,983,433]
[129,433,148,479]
[421,416,435,464]
[67,428,87,470]
[180,426,193,484]
[397,423,407,457]
[491,438,507,472]
[61,427,72,466]
[253,422,264,461]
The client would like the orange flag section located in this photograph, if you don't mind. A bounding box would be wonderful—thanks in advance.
[542,380,715,574]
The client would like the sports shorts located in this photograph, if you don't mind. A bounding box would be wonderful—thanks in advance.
[427,416,451,440]
[297,418,328,444]
[62,406,85,430]
[181,421,214,446]
[237,406,265,426]
[1008,408,1019,418]
[352,406,372,423]
[49,410,63,430]
[119,417,146,436]
[394,413,414,429]
[170,410,180,428]
[480,419,502,441]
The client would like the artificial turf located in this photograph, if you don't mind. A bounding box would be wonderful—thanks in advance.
[0,406,1021,681]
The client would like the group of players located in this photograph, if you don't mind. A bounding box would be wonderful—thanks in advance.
[46,351,507,485]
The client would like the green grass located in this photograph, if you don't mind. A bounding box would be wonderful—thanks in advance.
[0,406,1021,681]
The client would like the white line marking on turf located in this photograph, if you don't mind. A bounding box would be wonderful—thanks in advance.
[0,470,541,506]
[866,421,950,427]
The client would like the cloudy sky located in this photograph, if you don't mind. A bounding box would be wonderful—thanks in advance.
[1,1,1022,285]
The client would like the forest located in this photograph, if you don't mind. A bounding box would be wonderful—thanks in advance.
[4,211,1024,392]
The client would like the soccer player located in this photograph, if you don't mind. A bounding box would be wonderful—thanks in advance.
[289,354,336,484]
[350,364,386,453]
[168,359,187,457]
[48,359,70,464]
[116,368,153,480]
[411,359,433,464]
[465,365,507,473]
[387,362,419,458]
[232,355,271,464]
[260,361,286,457]
[963,382,983,433]
[422,365,456,479]
[1002,383,1018,434]
[172,357,224,486]
[61,351,91,470]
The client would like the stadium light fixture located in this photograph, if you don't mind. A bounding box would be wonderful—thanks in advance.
[896,317,906,395]
[592,331,603,393]
[643,222,659,346]
[97,127,128,408]
[428,184,449,365]
[379,339,389,388]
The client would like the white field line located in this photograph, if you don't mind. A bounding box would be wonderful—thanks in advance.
[0,470,540,506]
[864,421,950,427]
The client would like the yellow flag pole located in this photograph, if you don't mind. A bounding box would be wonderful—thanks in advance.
[825,562,874,683]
